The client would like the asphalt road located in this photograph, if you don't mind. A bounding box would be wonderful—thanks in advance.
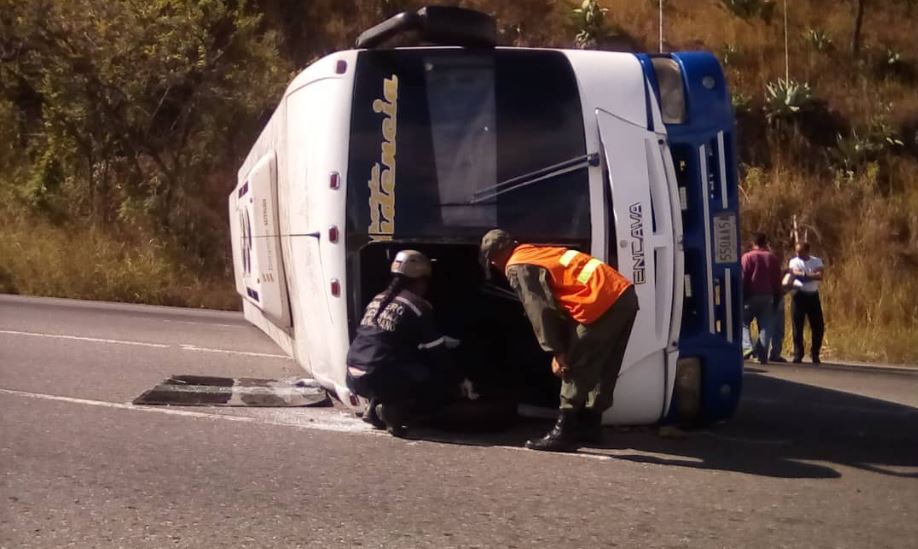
[1,295,916,548]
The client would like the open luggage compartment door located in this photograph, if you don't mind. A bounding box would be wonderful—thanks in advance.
[230,152,291,328]
[596,108,681,423]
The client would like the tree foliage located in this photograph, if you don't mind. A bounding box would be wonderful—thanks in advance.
[0,0,291,269]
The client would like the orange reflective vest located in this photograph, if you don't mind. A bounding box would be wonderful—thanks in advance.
[506,244,632,325]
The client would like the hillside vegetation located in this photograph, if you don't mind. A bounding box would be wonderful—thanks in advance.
[1,0,915,362]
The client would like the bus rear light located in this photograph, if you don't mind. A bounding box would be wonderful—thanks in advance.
[335,60,348,74]
[328,226,339,243]
[349,394,359,406]
[330,278,341,297]
[329,172,341,189]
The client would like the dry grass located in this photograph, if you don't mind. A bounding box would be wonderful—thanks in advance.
[592,0,918,364]
[0,210,239,311]
[740,161,918,364]
[2,0,915,362]
[595,1,918,126]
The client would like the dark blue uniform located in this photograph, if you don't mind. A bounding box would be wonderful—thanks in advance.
[346,289,457,405]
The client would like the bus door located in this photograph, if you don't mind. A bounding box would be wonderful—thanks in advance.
[596,108,681,400]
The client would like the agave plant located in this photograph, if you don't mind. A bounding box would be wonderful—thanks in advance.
[831,130,869,179]
[866,104,906,149]
[763,78,814,124]
[871,47,915,81]
[805,28,833,53]
[722,43,741,67]
[572,0,608,49]
[830,105,905,177]
[732,92,752,115]
[886,48,903,66]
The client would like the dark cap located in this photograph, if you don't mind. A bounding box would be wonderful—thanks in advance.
[480,229,516,261]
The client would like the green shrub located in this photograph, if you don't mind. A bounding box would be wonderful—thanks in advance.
[719,0,775,24]
[830,104,905,178]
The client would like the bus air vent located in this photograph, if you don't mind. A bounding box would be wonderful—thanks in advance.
[355,6,496,49]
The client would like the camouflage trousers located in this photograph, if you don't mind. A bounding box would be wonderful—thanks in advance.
[559,286,639,413]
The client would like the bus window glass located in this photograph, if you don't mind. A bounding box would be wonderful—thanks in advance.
[425,55,497,228]
[347,50,590,246]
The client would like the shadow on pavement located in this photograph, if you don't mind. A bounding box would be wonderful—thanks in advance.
[410,372,918,480]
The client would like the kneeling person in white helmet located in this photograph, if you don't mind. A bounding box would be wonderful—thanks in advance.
[346,250,461,437]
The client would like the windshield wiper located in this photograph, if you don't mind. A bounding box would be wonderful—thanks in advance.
[434,152,599,207]
[468,152,599,205]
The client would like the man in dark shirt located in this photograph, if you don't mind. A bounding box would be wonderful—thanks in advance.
[346,250,460,436]
[741,232,783,364]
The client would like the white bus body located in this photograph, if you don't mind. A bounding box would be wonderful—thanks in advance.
[230,41,741,425]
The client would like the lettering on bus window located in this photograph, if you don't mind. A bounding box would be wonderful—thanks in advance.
[368,75,399,241]
[629,202,646,284]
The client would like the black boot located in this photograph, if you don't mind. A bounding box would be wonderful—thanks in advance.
[578,408,604,445]
[361,398,385,430]
[377,401,410,438]
[525,409,581,452]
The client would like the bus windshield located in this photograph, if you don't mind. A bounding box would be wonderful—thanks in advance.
[346,49,591,247]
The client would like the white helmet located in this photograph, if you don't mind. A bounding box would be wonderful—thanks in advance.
[390,250,432,279]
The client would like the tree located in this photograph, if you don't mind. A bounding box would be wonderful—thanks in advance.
[852,0,866,55]
[0,0,291,267]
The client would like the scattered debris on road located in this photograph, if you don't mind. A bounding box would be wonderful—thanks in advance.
[133,375,330,407]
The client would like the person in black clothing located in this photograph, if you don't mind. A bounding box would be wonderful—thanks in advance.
[346,250,461,437]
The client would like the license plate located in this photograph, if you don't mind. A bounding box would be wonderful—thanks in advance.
[713,213,738,264]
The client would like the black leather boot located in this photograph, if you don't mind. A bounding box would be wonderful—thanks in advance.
[579,408,603,445]
[361,398,385,430]
[525,409,581,452]
[377,401,409,438]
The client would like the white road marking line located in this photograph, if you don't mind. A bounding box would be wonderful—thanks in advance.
[0,329,290,359]
[0,387,254,423]
[162,319,240,328]
[178,344,290,360]
[0,388,634,462]
[0,387,370,434]
[0,329,168,348]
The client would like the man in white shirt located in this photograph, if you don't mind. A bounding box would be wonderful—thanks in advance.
[788,242,825,364]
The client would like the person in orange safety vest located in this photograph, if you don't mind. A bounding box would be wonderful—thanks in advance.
[480,229,639,452]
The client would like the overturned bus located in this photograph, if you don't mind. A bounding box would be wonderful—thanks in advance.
[228,7,743,426]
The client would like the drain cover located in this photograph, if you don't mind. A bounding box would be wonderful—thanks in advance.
[133,375,330,407]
